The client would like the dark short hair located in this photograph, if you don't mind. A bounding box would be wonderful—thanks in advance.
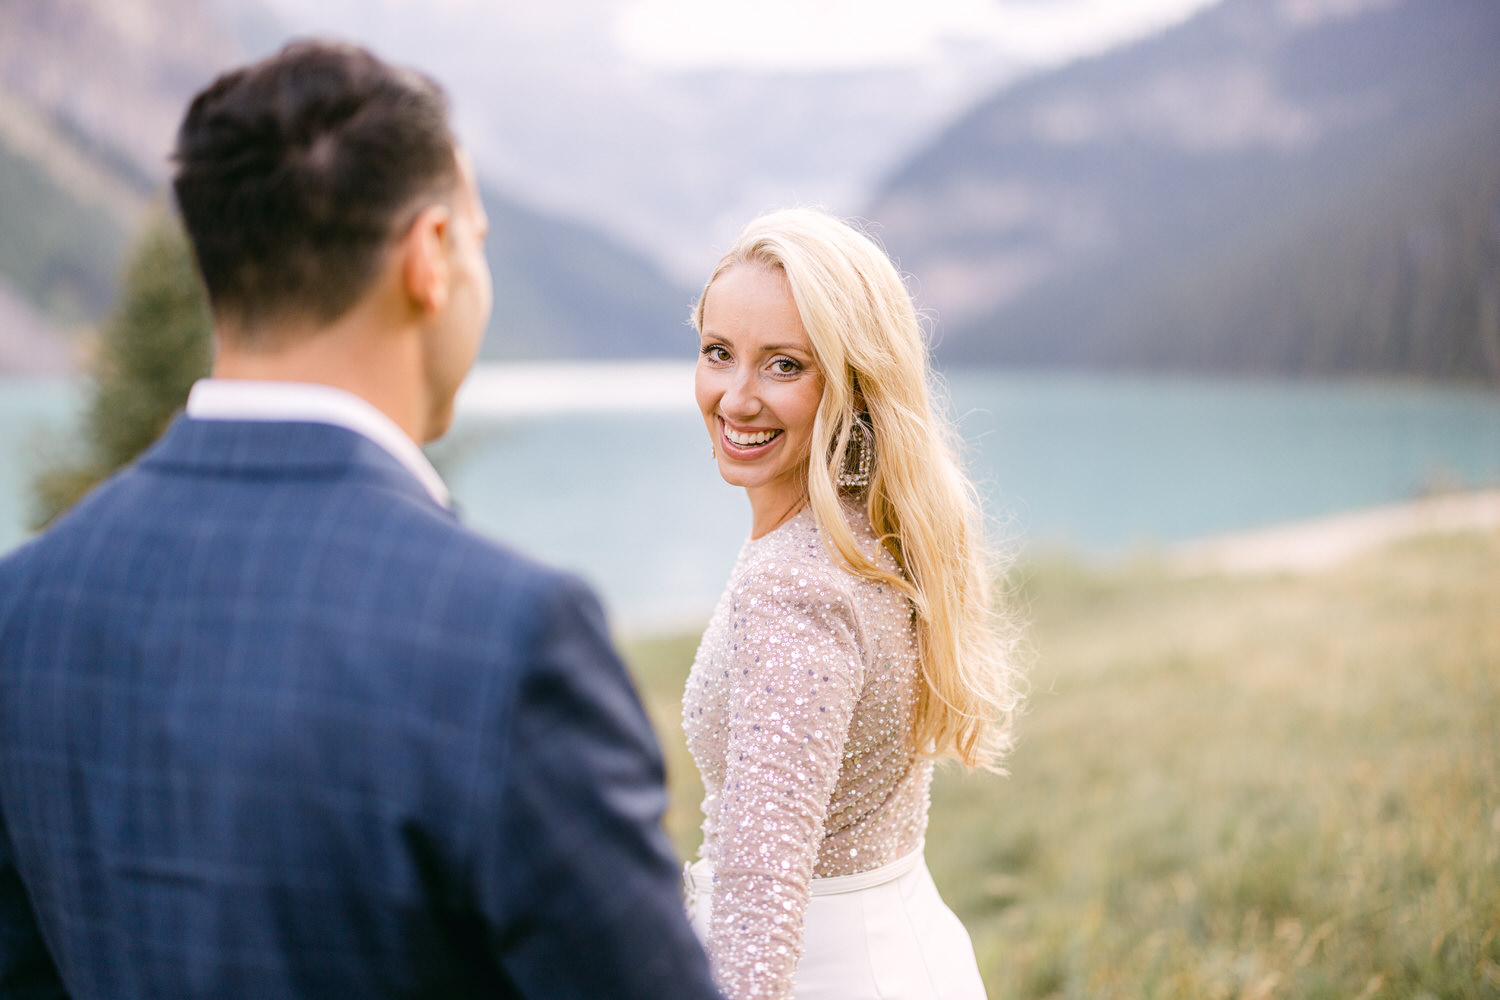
[172,40,459,332]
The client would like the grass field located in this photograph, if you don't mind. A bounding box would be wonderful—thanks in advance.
[620,528,1500,1000]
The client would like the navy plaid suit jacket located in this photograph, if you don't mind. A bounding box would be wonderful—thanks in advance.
[0,416,720,999]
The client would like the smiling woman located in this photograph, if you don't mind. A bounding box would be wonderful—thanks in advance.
[680,208,1025,1000]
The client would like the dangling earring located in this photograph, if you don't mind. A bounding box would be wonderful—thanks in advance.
[837,418,873,488]
[711,443,716,459]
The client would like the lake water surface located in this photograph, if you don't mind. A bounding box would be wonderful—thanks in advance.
[4,365,1498,630]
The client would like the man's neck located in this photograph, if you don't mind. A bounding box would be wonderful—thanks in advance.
[212,316,429,445]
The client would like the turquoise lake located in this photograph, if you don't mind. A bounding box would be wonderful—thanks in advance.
[4,367,1499,631]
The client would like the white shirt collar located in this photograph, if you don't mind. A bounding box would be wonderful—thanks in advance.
[184,379,451,508]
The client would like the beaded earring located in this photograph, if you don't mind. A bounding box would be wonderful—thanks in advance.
[837,418,873,488]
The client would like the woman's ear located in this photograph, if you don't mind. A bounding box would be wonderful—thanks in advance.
[400,204,453,316]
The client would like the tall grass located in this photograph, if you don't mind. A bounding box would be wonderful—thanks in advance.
[621,529,1500,999]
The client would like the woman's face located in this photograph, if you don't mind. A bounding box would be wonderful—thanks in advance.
[695,263,825,534]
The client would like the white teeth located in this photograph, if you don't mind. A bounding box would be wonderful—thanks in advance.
[725,427,778,447]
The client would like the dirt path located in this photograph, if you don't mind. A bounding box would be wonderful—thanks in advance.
[1172,489,1500,574]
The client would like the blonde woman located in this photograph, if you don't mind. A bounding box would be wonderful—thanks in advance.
[682,208,1024,1000]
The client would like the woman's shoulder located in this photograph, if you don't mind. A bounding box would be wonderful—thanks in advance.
[734,508,837,591]
[733,503,894,598]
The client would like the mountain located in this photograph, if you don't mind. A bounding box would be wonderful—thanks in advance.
[248,0,1029,285]
[0,104,136,340]
[0,0,206,364]
[869,0,1500,382]
[0,275,71,376]
[0,0,691,372]
[481,184,694,359]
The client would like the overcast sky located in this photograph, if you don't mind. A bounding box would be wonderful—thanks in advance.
[616,0,1224,72]
[262,0,1223,75]
[254,0,1226,275]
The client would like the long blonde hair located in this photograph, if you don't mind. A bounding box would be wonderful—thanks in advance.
[693,208,1025,769]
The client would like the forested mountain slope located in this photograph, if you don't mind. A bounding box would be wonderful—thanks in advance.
[870,0,1500,382]
[0,0,691,370]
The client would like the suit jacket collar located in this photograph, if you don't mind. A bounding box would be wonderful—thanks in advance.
[184,379,449,507]
[140,415,453,517]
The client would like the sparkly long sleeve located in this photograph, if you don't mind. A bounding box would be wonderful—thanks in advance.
[684,506,932,1000]
[708,559,865,999]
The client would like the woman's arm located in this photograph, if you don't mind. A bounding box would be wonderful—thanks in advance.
[708,560,865,1000]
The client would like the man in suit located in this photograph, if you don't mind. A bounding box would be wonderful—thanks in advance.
[0,41,720,999]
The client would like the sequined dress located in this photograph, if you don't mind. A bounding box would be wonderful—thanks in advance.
[683,504,936,999]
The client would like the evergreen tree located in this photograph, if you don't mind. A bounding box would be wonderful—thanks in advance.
[31,211,212,527]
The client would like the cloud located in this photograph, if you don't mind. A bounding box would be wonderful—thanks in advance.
[615,0,1225,72]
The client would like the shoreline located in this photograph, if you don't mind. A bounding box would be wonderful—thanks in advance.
[1170,488,1500,575]
[623,491,1500,638]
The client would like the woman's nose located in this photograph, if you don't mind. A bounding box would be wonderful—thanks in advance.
[719,368,759,419]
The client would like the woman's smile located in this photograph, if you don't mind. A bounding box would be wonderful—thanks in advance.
[719,419,783,453]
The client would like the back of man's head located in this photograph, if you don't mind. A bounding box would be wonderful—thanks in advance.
[173,41,458,336]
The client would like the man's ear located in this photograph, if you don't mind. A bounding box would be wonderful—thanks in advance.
[401,204,453,316]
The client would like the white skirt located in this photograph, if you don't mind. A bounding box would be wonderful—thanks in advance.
[684,844,988,999]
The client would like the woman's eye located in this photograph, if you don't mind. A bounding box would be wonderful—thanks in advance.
[771,357,800,375]
[701,345,730,363]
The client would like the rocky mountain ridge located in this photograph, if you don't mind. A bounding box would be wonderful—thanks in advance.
[870,0,1500,381]
[0,0,692,372]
